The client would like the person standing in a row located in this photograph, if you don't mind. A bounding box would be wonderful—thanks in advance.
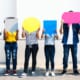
[4,17,18,76]
[60,11,80,74]
[21,28,40,76]
[44,33,58,76]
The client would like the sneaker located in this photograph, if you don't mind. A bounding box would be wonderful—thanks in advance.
[73,70,79,75]
[12,70,17,76]
[32,71,36,76]
[51,71,55,76]
[45,71,49,76]
[61,70,67,74]
[21,72,27,77]
[4,70,10,76]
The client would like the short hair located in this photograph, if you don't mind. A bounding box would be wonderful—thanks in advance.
[4,17,16,23]
[69,10,74,12]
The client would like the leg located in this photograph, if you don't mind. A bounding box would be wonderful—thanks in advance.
[32,44,38,71]
[44,45,50,71]
[12,42,17,70]
[24,45,31,73]
[63,45,69,70]
[5,43,11,70]
[71,45,78,71]
[49,45,55,71]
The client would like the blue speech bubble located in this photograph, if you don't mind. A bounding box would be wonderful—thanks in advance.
[43,20,57,36]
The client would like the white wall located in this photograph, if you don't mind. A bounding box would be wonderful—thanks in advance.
[17,0,80,39]
[0,0,16,39]
[0,0,80,39]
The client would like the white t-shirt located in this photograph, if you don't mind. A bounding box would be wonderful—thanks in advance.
[67,24,73,44]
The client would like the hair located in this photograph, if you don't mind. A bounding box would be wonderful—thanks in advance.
[4,17,16,23]
[6,17,15,19]
[69,10,74,12]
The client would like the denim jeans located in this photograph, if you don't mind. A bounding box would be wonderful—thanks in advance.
[5,42,17,70]
[63,44,78,70]
[24,44,38,73]
[44,45,55,71]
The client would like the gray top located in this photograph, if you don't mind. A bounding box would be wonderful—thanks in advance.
[45,34,55,45]
[25,31,38,45]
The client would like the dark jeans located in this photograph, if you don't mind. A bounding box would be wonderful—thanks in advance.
[5,42,17,70]
[44,45,55,71]
[24,44,38,73]
[63,44,78,70]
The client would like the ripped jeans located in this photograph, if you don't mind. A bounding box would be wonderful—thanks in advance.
[5,42,17,70]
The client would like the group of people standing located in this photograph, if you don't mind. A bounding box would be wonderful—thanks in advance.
[3,17,80,77]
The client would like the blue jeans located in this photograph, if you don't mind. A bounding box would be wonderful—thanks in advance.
[5,42,17,70]
[44,45,55,71]
[24,44,38,73]
[63,44,78,70]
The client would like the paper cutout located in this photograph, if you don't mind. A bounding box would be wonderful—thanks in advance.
[43,20,57,36]
[22,17,40,33]
[62,12,80,24]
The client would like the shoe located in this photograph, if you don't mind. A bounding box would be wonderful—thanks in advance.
[21,72,27,77]
[61,70,67,74]
[73,70,79,75]
[12,70,17,76]
[4,70,10,76]
[32,71,36,76]
[51,71,55,76]
[45,71,49,76]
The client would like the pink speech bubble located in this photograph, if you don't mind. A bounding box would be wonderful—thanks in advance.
[62,12,80,24]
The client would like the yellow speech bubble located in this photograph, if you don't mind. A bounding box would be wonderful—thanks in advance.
[22,17,40,33]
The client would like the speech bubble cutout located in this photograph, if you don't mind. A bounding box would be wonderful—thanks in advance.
[22,17,40,33]
[4,18,18,32]
[43,20,57,36]
[62,12,80,24]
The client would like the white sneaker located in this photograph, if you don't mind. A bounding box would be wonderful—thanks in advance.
[21,73,27,77]
[51,71,55,76]
[4,70,10,76]
[12,70,17,76]
[13,73,17,76]
[32,71,35,76]
[45,71,49,76]
[4,73,9,76]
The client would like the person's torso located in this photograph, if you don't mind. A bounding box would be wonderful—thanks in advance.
[67,25,73,44]
[45,34,55,45]
[62,23,79,44]
[26,31,38,45]
[5,32,17,42]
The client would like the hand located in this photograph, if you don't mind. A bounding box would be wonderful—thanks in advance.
[55,35,59,40]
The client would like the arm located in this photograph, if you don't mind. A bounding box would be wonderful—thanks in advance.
[22,28,26,38]
[16,30,19,40]
[54,31,59,40]
[36,28,40,39]
[59,20,63,34]
[79,30,80,34]
[41,29,44,39]
[79,24,80,34]
[0,32,1,35]
[3,29,8,40]
[54,34,59,40]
